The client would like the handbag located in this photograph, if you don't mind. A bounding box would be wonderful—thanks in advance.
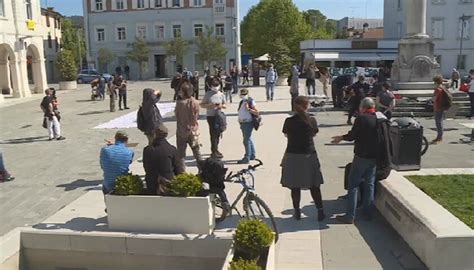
[42,117,47,129]
[252,113,262,130]
[156,176,172,196]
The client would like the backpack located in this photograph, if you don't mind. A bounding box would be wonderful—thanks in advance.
[214,110,227,133]
[375,113,393,181]
[137,106,146,132]
[238,97,262,131]
[198,158,228,189]
[440,87,453,110]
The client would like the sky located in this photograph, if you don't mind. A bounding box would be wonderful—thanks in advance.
[41,0,383,20]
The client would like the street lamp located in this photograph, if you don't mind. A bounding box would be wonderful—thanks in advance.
[458,14,472,70]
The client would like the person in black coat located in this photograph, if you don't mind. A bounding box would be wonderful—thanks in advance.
[141,88,163,145]
[143,125,185,195]
[332,75,352,109]
[346,76,367,125]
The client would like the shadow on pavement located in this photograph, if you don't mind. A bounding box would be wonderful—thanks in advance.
[32,216,108,232]
[76,99,96,103]
[77,110,110,116]
[0,136,49,144]
[56,179,102,191]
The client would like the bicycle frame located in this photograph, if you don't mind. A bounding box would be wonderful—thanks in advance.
[226,172,256,217]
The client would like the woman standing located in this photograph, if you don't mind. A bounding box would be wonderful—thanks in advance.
[141,88,163,145]
[289,65,299,111]
[281,96,325,221]
[432,75,448,144]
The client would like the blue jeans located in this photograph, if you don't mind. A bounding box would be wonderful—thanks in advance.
[434,111,444,140]
[266,82,275,101]
[346,155,376,220]
[240,122,256,160]
[0,151,6,172]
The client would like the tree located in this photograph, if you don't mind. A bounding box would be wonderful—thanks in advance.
[241,0,311,59]
[56,49,78,81]
[165,37,189,70]
[97,48,115,73]
[195,26,227,69]
[127,38,150,80]
[269,38,293,77]
[301,9,336,39]
[61,19,86,68]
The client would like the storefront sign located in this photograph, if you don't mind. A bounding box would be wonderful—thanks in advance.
[27,20,36,30]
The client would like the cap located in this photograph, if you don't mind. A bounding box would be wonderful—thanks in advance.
[240,88,249,95]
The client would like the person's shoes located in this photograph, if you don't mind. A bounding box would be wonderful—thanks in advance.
[237,158,250,164]
[48,138,54,141]
[125,107,130,110]
[335,214,354,224]
[211,152,224,159]
[119,108,123,110]
[431,139,442,145]
[317,209,326,221]
[250,156,256,161]
[346,120,353,125]
[56,136,66,141]
[293,208,301,220]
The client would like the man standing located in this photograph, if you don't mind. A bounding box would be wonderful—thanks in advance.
[114,75,129,110]
[40,89,65,141]
[332,75,352,109]
[289,64,300,111]
[124,65,130,80]
[108,76,117,112]
[346,75,367,125]
[376,82,396,119]
[100,131,134,194]
[265,64,278,101]
[98,75,106,101]
[140,88,163,145]
[224,72,233,103]
[201,78,226,159]
[432,75,450,144]
[175,82,202,163]
[190,71,200,99]
[331,98,379,224]
[237,88,258,164]
[171,73,182,101]
[451,68,460,90]
[306,64,317,95]
[231,66,239,94]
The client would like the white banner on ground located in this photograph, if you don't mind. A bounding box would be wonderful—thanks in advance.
[94,102,176,129]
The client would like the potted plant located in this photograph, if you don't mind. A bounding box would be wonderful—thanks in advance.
[221,219,276,269]
[56,49,78,90]
[105,173,215,234]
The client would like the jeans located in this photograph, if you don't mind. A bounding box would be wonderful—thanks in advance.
[240,122,256,160]
[434,111,445,140]
[346,155,376,220]
[291,92,298,111]
[207,116,221,155]
[119,90,127,109]
[224,90,232,103]
[468,92,474,117]
[306,79,316,95]
[232,80,238,94]
[0,151,6,172]
[46,115,61,139]
[266,82,275,101]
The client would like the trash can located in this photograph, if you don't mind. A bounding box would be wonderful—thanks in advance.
[390,118,423,171]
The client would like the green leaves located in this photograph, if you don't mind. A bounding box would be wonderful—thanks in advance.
[127,38,150,79]
[233,219,274,260]
[61,19,86,67]
[165,37,189,65]
[169,173,203,197]
[114,174,144,195]
[229,258,262,270]
[195,26,227,68]
[98,48,115,72]
[269,38,293,77]
[56,49,78,81]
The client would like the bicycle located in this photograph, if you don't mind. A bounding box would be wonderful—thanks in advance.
[211,159,279,240]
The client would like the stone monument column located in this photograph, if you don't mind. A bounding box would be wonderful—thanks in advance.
[406,0,429,38]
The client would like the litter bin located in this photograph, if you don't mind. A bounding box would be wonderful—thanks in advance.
[390,118,423,171]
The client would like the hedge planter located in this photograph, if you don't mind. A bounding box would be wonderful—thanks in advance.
[105,194,215,234]
[276,77,288,86]
[59,81,77,90]
[221,240,276,270]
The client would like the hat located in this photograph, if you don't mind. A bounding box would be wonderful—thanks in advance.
[240,88,249,95]
[115,130,129,141]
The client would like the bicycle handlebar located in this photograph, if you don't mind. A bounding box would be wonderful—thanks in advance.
[225,159,263,182]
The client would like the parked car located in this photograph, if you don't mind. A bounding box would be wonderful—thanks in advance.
[77,69,112,84]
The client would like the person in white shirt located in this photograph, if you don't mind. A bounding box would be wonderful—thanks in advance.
[237,88,259,164]
[265,64,278,101]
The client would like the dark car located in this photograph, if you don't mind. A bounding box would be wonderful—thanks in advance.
[77,69,112,84]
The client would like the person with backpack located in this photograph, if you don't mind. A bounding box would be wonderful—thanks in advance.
[237,88,259,164]
[376,82,396,119]
[432,75,451,144]
[331,97,381,224]
[171,73,182,101]
[201,78,227,159]
[265,64,278,101]
[223,72,234,103]
[138,88,163,145]
[175,82,202,164]
[305,64,317,96]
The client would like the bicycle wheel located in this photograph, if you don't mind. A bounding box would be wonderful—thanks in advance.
[212,192,229,223]
[421,136,429,156]
[243,193,279,241]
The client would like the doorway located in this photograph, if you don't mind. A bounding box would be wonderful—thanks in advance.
[154,55,166,78]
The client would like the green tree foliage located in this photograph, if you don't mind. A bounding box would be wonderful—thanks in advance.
[269,38,293,77]
[127,38,150,80]
[229,259,262,270]
[302,9,336,39]
[234,219,274,259]
[195,26,227,69]
[241,0,311,59]
[61,19,86,67]
[97,48,115,73]
[165,37,189,67]
[170,173,203,197]
[56,49,77,81]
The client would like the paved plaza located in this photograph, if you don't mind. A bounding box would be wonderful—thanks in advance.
[1,80,473,269]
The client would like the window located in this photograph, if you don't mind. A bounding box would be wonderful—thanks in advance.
[137,25,147,39]
[173,25,181,38]
[97,28,105,42]
[117,27,127,40]
[95,0,103,11]
[216,23,224,36]
[172,0,180,7]
[154,0,162,7]
[55,38,58,52]
[26,0,32,19]
[46,15,50,27]
[137,0,145,8]
[458,18,470,39]
[47,35,52,48]
[193,0,203,6]
[459,0,472,3]
[54,17,57,28]
[0,0,4,17]
[194,24,203,36]
[215,0,223,3]
[457,55,466,70]
[155,25,165,39]
[116,0,125,9]
[431,19,444,39]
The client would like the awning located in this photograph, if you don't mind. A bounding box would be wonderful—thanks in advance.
[311,52,397,61]
[254,53,270,61]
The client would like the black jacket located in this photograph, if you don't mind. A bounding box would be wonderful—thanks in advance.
[143,138,185,194]
[141,89,163,135]
[343,113,377,159]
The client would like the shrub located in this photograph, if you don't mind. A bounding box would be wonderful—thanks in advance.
[169,173,203,197]
[56,49,78,81]
[234,219,274,259]
[114,174,143,195]
[229,259,262,270]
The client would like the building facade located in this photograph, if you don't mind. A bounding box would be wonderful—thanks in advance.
[83,0,241,79]
[337,17,383,32]
[41,7,64,83]
[384,0,474,76]
[0,0,48,102]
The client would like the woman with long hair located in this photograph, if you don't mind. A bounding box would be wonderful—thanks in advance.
[281,96,325,221]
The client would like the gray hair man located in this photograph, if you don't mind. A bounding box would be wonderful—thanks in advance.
[331,97,379,224]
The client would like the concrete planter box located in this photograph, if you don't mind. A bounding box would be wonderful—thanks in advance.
[375,172,474,270]
[59,80,77,90]
[276,77,288,86]
[221,240,276,270]
[105,194,215,234]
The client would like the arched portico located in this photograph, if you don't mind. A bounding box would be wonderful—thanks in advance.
[0,43,21,99]
[26,44,48,94]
